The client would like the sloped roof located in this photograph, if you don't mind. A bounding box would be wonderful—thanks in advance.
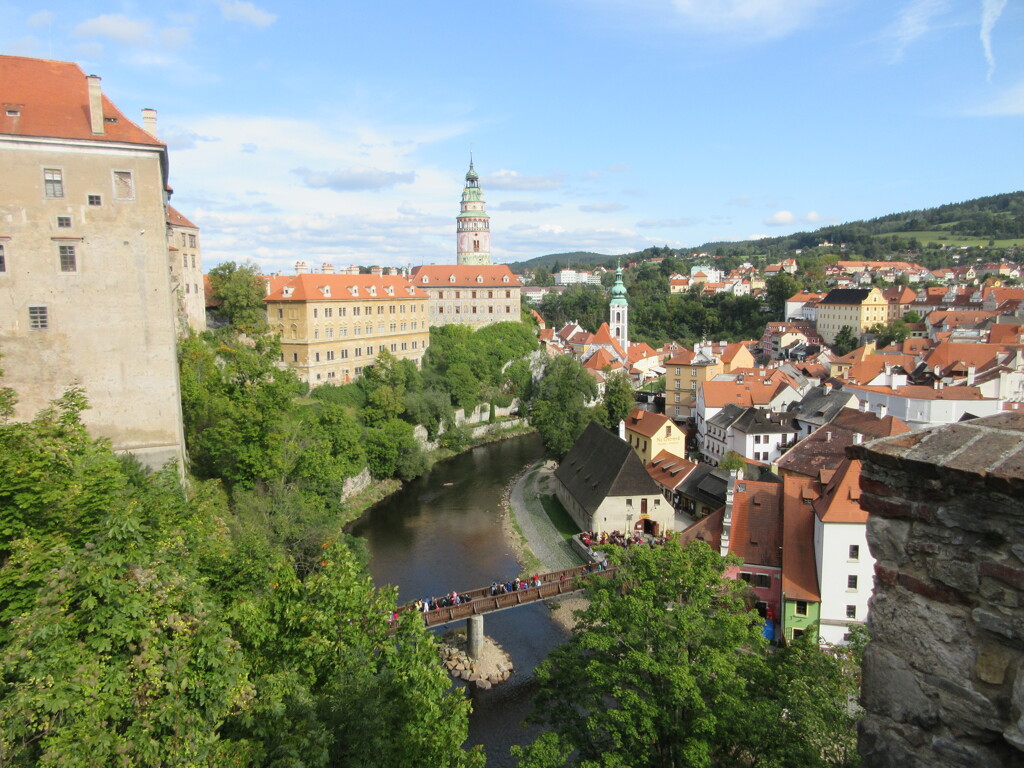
[788,382,857,426]
[820,288,872,306]
[264,273,428,302]
[666,348,696,366]
[812,458,866,524]
[625,408,674,439]
[555,422,661,516]
[830,408,911,437]
[732,407,799,436]
[583,347,622,372]
[646,450,697,491]
[845,382,993,401]
[782,474,823,602]
[729,480,784,568]
[590,322,626,358]
[707,402,747,430]
[678,508,724,550]
[845,354,917,385]
[409,264,521,287]
[627,342,658,364]
[166,205,198,230]
[924,342,1007,376]
[701,376,792,408]
[0,55,162,146]
[678,464,730,510]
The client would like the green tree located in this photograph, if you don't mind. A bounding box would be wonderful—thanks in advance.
[719,451,746,472]
[529,356,598,459]
[832,326,858,356]
[207,261,268,333]
[766,273,800,319]
[600,370,635,429]
[365,418,425,479]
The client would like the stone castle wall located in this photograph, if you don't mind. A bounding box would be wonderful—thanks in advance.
[852,413,1024,768]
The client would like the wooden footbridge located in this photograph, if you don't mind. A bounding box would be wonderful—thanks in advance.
[401,562,619,658]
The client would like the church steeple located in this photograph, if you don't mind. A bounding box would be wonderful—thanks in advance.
[610,265,629,353]
[457,156,491,265]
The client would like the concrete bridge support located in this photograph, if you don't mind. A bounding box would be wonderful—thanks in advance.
[466,614,484,659]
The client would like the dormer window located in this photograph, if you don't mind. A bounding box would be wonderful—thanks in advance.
[421,276,429,284]
[476,275,483,283]
[385,286,394,296]
[282,286,294,298]
[5,109,19,117]
[320,286,331,298]
[449,275,456,283]
[502,275,509,283]
[349,286,359,297]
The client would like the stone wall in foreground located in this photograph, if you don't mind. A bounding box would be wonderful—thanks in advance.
[851,413,1024,768]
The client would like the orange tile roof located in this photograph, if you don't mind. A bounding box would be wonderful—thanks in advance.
[813,458,866,524]
[624,408,673,438]
[781,475,822,602]
[729,480,784,568]
[926,310,998,328]
[924,342,1009,374]
[844,382,992,401]
[701,376,791,408]
[0,56,162,146]
[627,342,658,364]
[264,273,428,302]
[589,322,626,358]
[988,324,1024,345]
[582,347,621,372]
[646,450,697,490]
[166,205,198,230]
[409,264,521,287]
[844,354,917,385]
[666,349,696,366]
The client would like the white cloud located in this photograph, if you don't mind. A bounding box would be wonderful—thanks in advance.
[802,211,822,223]
[882,0,949,63]
[218,1,277,27]
[486,170,565,190]
[74,14,150,45]
[981,0,1008,81]
[763,210,795,226]
[580,202,626,213]
[495,201,560,212]
[968,79,1024,115]
[637,217,698,228]
[669,0,825,40]
[73,41,105,60]
[292,166,416,192]
[27,10,54,28]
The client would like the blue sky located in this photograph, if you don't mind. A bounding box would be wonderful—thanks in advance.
[3,1,1022,271]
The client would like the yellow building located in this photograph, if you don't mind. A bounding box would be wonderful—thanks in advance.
[409,264,521,330]
[0,56,185,470]
[623,407,687,463]
[665,341,755,421]
[265,274,430,387]
[816,287,888,345]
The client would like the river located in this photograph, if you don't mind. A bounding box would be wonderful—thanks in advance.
[350,432,567,767]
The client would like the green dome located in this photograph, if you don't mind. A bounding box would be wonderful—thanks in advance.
[610,267,628,306]
[465,160,479,183]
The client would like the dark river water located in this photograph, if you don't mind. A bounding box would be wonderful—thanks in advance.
[350,432,567,768]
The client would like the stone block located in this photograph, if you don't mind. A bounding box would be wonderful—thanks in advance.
[930,559,980,594]
[867,517,912,567]
[974,642,1015,686]
[870,590,974,679]
[980,561,1024,591]
[973,607,1016,640]
[921,673,1001,737]
[862,644,937,728]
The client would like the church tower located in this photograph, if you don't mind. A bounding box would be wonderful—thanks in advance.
[457,157,491,265]
[610,265,629,353]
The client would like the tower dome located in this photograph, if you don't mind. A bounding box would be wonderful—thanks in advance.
[456,156,491,266]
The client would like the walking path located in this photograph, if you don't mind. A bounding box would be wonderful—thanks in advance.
[508,460,585,572]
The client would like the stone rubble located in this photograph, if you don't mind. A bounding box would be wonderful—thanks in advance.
[438,630,513,690]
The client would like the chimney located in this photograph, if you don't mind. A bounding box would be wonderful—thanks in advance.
[618,419,626,441]
[853,433,863,445]
[295,260,309,274]
[321,262,336,274]
[823,382,832,395]
[87,75,104,135]
[858,398,868,413]
[878,403,888,419]
[967,365,976,386]
[825,431,832,443]
[141,108,157,137]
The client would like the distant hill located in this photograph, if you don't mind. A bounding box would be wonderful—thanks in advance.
[508,191,1024,272]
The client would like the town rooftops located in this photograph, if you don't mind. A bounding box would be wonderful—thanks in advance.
[646,450,698,491]
[781,475,822,602]
[0,55,162,146]
[812,458,866,524]
[624,408,674,438]
[819,288,875,305]
[166,205,198,230]
[729,480,784,568]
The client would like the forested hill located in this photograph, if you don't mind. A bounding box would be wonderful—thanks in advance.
[508,190,1024,273]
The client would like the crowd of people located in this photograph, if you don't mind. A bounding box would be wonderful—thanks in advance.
[489,574,543,595]
[414,591,473,613]
[580,530,669,549]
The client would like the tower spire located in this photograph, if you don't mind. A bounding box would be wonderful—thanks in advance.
[457,156,490,265]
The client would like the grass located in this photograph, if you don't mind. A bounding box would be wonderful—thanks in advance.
[509,516,544,576]
[539,493,582,541]
[878,231,1024,248]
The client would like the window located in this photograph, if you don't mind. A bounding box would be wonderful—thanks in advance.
[0,243,5,272]
[626,498,633,506]
[188,234,196,248]
[412,341,418,349]
[292,353,298,362]
[88,194,102,206]
[29,305,48,329]
[313,308,318,318]
[849,545,860,561]
[754,574,771,589]
[391,343,397,352]
[455,291,461,299]
[792,628,804,639]
[57,216,71,228]
[795,600,808,616]
[340,349,348,359]
[327,350,335,361]
[315,352,321,362]
[113,171,134,201]
[326,328,333,338]
[506,290,511,298]
[471,291,477,299]
[487,290,493,298]
[847,575,858,591]
[44,169,64,198]
[58,244,77,272]
[846,605,857,619]
[185,283,190,294]
[739,572,752,583]
[277,308,283,318]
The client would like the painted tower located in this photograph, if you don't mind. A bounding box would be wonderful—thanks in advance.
[456,157,491,265]
[610,265,629,353]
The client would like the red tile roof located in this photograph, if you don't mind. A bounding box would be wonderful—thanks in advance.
[0,56,161,146]
[781,475,821,602]
[813,458,865,524]
[624,408,673,439]
[646,450,697,491]
[729,480,784,568]
[264,273,428,302]
[166,205,198,230]
[409,264,521,287]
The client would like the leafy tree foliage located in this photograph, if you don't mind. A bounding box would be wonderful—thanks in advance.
[832,326,858,356]
[529,356,598,459]
[207,261,269,334]
[766,273,801,318]
[600,370,635,429]
[515,540,861,768]
[719,450,746,472]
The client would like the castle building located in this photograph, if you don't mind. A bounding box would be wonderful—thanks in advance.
[166,205,206,333]
[265,273,430,387]
[456,159,491,266]
[0,55,185,470]
[609,265,629,352]
[409,264,522,330]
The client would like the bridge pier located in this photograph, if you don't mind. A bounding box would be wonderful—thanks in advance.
[466,614,484,659]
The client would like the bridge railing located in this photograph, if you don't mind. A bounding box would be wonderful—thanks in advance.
[413,563,619,627]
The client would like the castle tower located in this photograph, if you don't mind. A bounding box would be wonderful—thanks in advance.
[610,265,629,352]
[456,157,491,265]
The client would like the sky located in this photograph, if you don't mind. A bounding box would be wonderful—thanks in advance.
[2,1,1023,272]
